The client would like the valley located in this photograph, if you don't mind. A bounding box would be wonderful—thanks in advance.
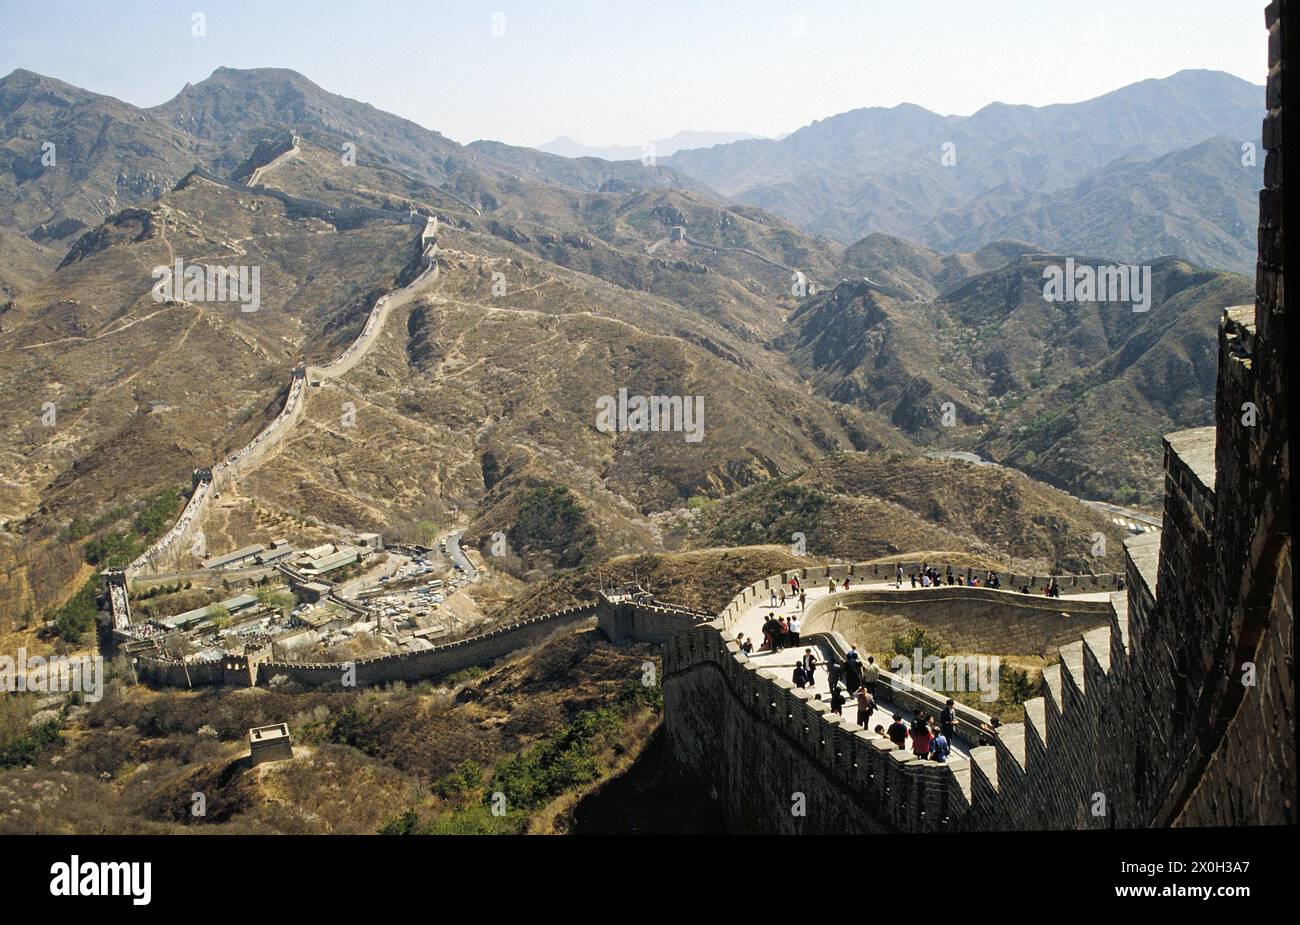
[0,13,1286,848]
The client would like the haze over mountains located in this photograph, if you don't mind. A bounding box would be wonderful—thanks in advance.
[0,63,1258,622]
[658,69,1264,274]
[537,130,764,162]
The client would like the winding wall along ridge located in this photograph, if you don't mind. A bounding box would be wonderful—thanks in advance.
[125,155,442,580]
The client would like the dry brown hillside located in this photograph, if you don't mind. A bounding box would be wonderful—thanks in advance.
[690,450,1130,573]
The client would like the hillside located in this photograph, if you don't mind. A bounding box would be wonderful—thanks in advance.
[0,68,889,625]
[687,452,1130,573]
[921,138,1263,275]
[0,65,1249,635]
[0,69,209,244]
[0,625,673,835]
[780,251,1254,506]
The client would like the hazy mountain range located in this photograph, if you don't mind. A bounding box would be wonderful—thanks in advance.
[0,64,1258,621]
[537,130,763,161]
[646,69,1264,274]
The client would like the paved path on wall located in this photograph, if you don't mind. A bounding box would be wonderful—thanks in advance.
[246,141,299,188]
[732,582,950,753]
[741,631,974,759]
[729,579,1112,757]
[730,580,1110,649]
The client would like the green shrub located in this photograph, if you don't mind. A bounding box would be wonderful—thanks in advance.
[507,485,597,568]
[431,760,485,800]
[705,480,828,548]
[489,707,623,812]
[132,486,184,541]
[50,579,100,644]
[0,717,63,769]
[891,626,948,660]
[378,809,421,835]
[83,531,145,568]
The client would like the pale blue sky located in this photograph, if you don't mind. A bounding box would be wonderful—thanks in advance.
[0,0,1269,147]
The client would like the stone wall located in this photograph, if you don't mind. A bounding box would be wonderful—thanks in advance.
[133,604,597,689]
[802,587,1112,657]
[1165,0,1292,827]
[596,596,714,644]
[127,161,440,581]
[662,626,963,833]
[661,1,1293,833]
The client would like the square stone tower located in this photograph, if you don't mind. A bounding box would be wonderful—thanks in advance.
[248,723,294,766]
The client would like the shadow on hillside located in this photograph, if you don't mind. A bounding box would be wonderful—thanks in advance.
[569,726,725,835]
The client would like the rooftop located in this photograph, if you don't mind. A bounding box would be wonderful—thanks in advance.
[302,547,359,574]
[248,723,290,742]
[159,593,259,629]
[202,544,266,569]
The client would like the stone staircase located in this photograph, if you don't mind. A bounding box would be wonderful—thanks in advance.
[958,531,1150,829]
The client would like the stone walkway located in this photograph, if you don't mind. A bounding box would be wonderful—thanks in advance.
[729,578,1112,759]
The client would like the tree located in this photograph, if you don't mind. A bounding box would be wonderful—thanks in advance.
[416,520,439,545]
[256,586,295,615]
[206,603,232,629]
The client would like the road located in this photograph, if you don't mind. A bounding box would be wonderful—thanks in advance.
[444,530,478,580]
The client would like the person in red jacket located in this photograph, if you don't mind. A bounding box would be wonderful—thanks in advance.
[910,719,934,759]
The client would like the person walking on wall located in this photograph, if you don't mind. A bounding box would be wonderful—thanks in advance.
[801,648,817,687]
[788,614,801,647]
[887,713,908,750]
[844,653,862,693]
[862,656,879,698]
[827,658,843,696]
[855,686,876,728]
[910,718,934,760]
[799,590,807,612]
[940,698,957,744]
[930,726,951,763]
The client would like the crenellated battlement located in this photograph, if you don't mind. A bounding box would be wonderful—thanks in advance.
[658,0,1292,832]
[132,604,599,689]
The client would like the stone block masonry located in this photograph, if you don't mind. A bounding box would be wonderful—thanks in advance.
[133,604,598,689]
[658,0,1292,833]
[248,723,293,766]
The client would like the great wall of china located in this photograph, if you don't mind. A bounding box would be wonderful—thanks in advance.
[660,2,1291,831]
[121,138,442,581]
[112,2,1289,832]
[130,594,714,690]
